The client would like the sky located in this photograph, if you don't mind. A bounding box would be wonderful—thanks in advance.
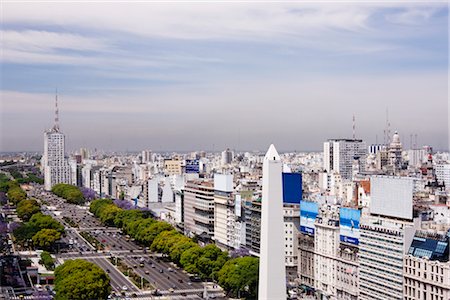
[1,1,448,152]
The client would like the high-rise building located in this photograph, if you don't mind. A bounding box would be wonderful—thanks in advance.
[323,139,367,180]
[258,144,286,300]
[213,174,235,250]
[43,94,71,191]
[221,148,233,165]
[141,150,152,163]
[183,179,215,237]
[358,176,417,300]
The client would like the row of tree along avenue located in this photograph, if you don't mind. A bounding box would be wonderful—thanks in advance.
[90,198,259,299]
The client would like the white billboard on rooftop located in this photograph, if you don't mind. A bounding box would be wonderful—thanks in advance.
[370,176,414,220]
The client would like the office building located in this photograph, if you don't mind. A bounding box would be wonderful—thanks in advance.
[221,148,233,165]
[359,176,417,300]
[213,174,236,250]
[323,139,367,180]
[183,179,215,237]
[43,95,71,191]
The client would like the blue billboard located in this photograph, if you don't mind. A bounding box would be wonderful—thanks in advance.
[300,200,318,235]
[185,159,199,173]
[339,207,361,245]
[282,173,302,204]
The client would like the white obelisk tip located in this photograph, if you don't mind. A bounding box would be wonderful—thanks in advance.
[264,144,281,161]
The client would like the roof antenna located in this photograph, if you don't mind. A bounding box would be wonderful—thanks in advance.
[54,88,60,131]
[352,114,356,140]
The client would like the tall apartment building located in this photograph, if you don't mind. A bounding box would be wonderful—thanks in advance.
[221,148,233,165]
[284,204,300,281]
[183,180,215,237]
[404,230,450,300]
[359,216,415,300]
[435,164,450,188]
[314,204,340,298]
[298,203,359,299]
[244,198,261,256]
[323,139,367,180]
[213,174,235,249]
[43,95,71,191]
[359,176,417,300]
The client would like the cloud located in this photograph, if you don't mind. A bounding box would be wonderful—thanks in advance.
[385,7,440,25]
[2,3,372,40]
[2,30,110,53]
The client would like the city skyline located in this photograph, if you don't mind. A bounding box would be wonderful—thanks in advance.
[1,2,449,152]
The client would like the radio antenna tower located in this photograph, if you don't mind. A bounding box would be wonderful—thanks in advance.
[54,88,60,132]
[352,114,356,140]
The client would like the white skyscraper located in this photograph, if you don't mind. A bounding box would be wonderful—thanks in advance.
[323,139,367,180]
[258,144,286,300]
[43,94,71,191]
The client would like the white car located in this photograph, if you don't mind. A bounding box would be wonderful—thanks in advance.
[122,286,128,291]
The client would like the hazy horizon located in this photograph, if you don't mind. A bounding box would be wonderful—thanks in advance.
[1,2,448,152]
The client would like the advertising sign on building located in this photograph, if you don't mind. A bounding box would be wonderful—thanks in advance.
[300,200,318,235]
[185,159,199,174]
[282,172,302,204]
[370,176,414,220]
[339,207,361,245]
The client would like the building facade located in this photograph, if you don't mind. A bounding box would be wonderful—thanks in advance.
[43,96,70,191]
[183,180,215,237]
[323,139,367,180]
[404,230,450,300]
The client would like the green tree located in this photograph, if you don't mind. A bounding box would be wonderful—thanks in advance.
[89,198,113,216]
[52,183,84,205]
[197,244,229,280]
[169,238,197,265]
[180,245,203,275]
[29,213,65,233]
[32,229,61,250]
[13,223,40,244]
[16,199,40,221]
[217,256,259,299]
[40,251,55,270]
[7,185,27,204]
[137,221,173,245]
[98,204,122,225]
[54,259,111,300]
[113,209,142,228]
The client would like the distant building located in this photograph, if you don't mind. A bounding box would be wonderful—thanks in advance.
[43,95,71,191]
[435,164,450,188]
[388,131,403,173]
[164,159,182,176]
[323,139,367,180]
[221,148,233,165]
[141,150,152,163]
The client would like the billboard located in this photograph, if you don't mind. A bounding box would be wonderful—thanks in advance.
[185,159,199,173]
[300,200,318,235]
[370,176,414,219]
[214,174,233,192]
[282,173,302,204]
[339,207,361,245]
